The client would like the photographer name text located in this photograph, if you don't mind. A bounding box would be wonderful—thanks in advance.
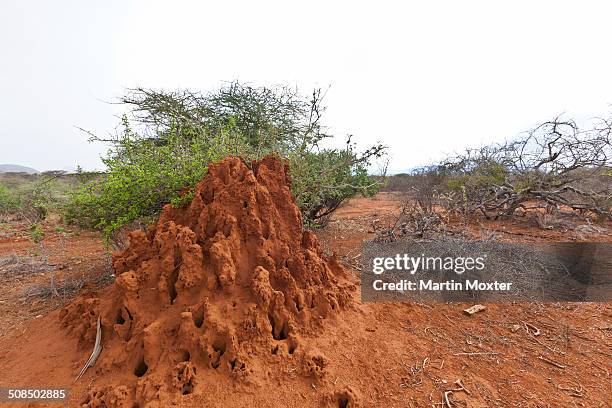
[372,279,513,291]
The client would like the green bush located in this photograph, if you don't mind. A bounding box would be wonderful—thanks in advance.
[17,183,55,220]
[290,145,380,225]
[0,184,18,215]
[446,161,508,193]
[66,83,386,243]
[28,223,44,243]
[0,179,65,221]
[65,118,251,238]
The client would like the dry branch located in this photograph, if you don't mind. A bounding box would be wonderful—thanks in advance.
[537,355,566,369]
[75,316,103,381]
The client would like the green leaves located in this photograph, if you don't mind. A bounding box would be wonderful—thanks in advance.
[28,223,44,243]
[290,141,385,225]
[65,127,216,242]
[0,184,18,214]
[66,83,386,243]
[0,178,68,222]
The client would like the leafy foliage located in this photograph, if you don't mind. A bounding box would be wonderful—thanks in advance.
[0,184,18,215]
[122,83,316,155]
[0,176,72,222]
[66,83,386,243]
[66,117,251,239]
[28,223,44,243]
[290,140,382,225]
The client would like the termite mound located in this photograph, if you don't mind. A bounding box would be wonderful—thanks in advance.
[60,155,355,407]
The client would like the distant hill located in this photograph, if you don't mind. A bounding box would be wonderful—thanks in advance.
[0,164,39,174]
[388,166,427,175]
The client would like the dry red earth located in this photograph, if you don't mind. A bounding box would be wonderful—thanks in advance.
[0,165,610,407]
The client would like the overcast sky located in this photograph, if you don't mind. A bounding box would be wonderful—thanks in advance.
[1,1,612,173]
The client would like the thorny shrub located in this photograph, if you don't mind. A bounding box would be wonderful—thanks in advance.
[66,82,386,244]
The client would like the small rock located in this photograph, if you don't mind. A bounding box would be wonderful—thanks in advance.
[463,304,487,315]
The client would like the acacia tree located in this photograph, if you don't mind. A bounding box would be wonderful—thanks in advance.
[119,83,323,154]
[67,82,386,242]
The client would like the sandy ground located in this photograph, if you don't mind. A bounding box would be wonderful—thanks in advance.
[0,192,610,407]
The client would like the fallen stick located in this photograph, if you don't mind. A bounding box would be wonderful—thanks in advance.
[453,351,501,356]
[453,379,470,395]
[444,390,453,407]
[524,322,541,336]
[530,334,563,355]
[538,355,565,369]
[75,316,103,382]
[557,384,584,397]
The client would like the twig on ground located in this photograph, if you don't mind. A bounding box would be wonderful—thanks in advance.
[453,351,501,356]
[557,383,584,397]
[75,316,103,382]
[444,390,453,407]
[530,334,565,355]
[538,355,566,369]
[453,379,470,395]
[524,322,541,336]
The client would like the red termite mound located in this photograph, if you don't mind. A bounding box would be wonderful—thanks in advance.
[59,155,355,407]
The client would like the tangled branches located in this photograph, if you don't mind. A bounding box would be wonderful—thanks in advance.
[373,190,456,242]
[438,115,612,220]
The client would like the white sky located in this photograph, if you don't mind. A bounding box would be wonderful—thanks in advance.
[1,0,612,173]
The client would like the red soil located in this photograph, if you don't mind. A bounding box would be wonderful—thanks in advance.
[0,160,610,407]
[0,223,109,338]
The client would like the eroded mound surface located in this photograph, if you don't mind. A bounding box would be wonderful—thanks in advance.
[59,155,355,407]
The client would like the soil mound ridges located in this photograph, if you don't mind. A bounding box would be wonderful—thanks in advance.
[59,155,355,407]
